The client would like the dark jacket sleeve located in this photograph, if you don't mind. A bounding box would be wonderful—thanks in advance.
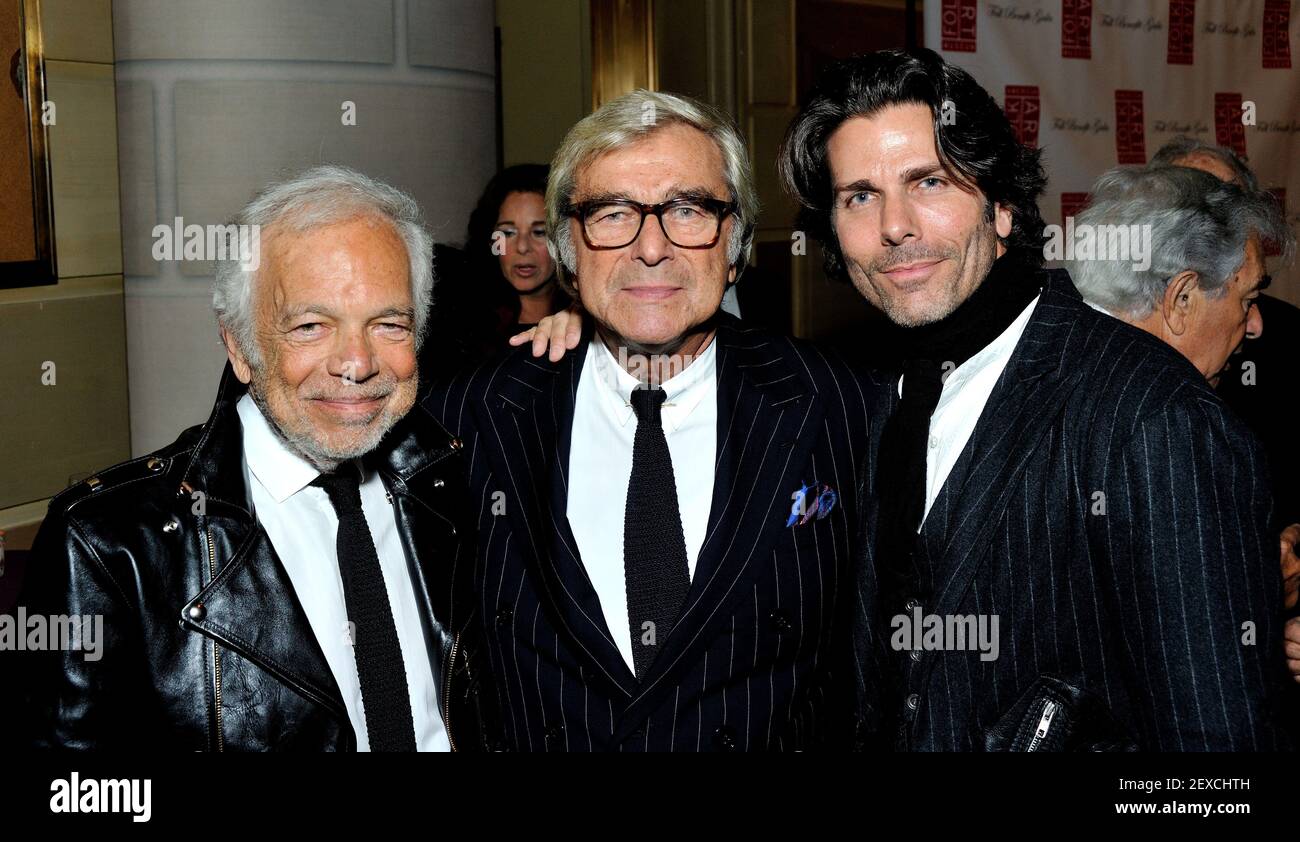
[13,504,152,750]
[1101,389,1287,750]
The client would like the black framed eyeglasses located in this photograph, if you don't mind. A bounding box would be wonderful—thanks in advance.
[566,197,737,250]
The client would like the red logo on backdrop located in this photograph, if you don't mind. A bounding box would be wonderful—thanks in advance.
[1005,85,1041,147]
[1061,192,1091,223]
[1167,0,1195,65]
[1265,188,1286,256]
[1114,90,1146,164]
[1263,0,1292,69]
[1062,0,1093,59]
[1214,92,1247,158]
[941,0,978,52]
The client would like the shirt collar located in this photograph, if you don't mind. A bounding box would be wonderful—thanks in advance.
[585,332,718,432]
[897,294,1040,398]
[237,393,327,503]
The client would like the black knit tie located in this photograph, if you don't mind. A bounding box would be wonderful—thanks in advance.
[312,464,417,752]
[624,386,691,680]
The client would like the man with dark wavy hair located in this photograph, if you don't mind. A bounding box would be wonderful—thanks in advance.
[781,49,1288,751]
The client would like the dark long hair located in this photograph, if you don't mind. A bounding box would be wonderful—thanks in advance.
[779,49,1048,281]
[462,163,568,321]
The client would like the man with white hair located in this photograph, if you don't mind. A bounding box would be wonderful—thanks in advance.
[1068,164,1288,386]
[16,166,494,751]
[1068,162,1300,711]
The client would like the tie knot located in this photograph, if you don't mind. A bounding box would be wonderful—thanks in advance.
[311,463,363,510]
[629,386,667,426]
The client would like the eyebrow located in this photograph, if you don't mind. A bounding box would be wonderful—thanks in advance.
[833,163,949,196]
[574,186,723,205]
[278,304,414,323]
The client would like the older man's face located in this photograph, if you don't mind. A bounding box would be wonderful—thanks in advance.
[226,215,419,469]
[1179,235,1266,385]
[568,122,736,354]
[827,103,1013,327]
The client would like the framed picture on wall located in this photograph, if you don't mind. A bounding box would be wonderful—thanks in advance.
[1,0,56,288]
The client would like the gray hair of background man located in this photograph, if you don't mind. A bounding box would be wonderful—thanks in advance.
[1069,164,1293,320]
[1151,134,1261,192]
[212,164,434,368]
[544,89,759,294]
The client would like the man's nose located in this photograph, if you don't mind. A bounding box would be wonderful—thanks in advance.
[879,193,918,246]
[630,212,673,265]
[330,329,378,383]
[1246,301,1263,340]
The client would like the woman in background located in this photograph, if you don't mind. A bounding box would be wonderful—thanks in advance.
[425,164,572,375]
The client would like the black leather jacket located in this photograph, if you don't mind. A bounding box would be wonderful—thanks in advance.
[13,365,494,751]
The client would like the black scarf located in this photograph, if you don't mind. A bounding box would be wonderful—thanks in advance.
[875,248,1044,615]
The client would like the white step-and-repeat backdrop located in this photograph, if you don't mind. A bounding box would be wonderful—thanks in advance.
[926,0,1299,302]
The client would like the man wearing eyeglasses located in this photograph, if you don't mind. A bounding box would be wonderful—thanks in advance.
[423,90,891,751]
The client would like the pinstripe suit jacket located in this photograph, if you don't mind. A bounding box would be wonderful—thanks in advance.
[853,269,1290,751]
[424,313,889,750]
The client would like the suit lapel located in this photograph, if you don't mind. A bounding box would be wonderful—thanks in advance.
[475,345,638,696]
[615,317,826,732]
[918,273,1088,652]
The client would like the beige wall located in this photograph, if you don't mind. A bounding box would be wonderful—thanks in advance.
[0,0,129,544]
[496,0,592,167]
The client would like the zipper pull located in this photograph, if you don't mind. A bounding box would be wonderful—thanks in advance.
[1026,699,1058,751]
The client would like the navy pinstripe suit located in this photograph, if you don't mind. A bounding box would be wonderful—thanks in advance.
[424,313,889,751]
[853,270,1290,751]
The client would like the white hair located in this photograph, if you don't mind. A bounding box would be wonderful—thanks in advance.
[211,164,434,367]
[1070,164,1293,320]
[544,89,759,293]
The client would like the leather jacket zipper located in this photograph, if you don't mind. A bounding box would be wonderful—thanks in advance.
[204,526,225,752]
[1025,699,1057,752]
[443,633,460,752]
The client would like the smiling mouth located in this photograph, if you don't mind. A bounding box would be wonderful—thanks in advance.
[621,286,681,300]
[879,259,945,287]
[313,396,386,414]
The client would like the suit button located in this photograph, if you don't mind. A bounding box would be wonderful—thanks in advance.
[905,693,919,712]
[187,602,206,622]
[162,517,181,533]
[146,457,166,472]
[910,649,922,662]
[904,598,921,612]
[450,438,463,451]
[432,478,445,488]
[768,610,791,632]
[494,608,513,628]
[712,726,737,751]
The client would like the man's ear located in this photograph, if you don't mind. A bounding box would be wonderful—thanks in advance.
[219,327,254,384]
[726,263,738,286]
[1161,270,1199,336]
[993,203,1013,240]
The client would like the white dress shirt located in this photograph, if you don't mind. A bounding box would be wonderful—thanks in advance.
[567,335,718,672]
[901,295,1040,527]
[236,394,449,751]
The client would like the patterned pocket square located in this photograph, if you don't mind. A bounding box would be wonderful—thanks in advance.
[785,481,837,527]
